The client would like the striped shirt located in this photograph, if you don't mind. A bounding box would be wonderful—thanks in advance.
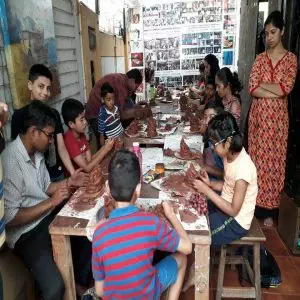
[98,105,124,138]
[2,136,51,248]
[0,159,5,248]
[92,205,180,300]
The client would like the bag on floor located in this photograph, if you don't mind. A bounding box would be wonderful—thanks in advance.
[237,245,282,288]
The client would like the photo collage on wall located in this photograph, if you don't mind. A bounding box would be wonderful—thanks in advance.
[128,0,239,88]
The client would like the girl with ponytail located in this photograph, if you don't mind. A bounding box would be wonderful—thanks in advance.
[193,112,257,246]
[215,67,243,126]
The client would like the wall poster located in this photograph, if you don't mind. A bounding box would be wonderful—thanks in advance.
[127,0,240,89]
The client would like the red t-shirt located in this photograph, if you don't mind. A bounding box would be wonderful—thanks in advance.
[64,130,90,169]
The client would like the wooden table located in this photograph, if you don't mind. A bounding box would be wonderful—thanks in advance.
[123,102,182,148]
[49,183,211,300]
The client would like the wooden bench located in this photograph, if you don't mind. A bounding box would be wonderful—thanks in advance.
[216,217,266,299]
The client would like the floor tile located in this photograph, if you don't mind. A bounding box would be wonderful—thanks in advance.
[262,228,290,257]
[263,293,300,300]
[261,256,300,295]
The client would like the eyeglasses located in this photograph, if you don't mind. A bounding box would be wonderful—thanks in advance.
[209,138,225,149]
[39,129,55,141]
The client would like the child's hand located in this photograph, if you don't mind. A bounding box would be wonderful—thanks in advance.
[199,169,210,186]
[162,201,176,219]
[192,179,210,195]
[104,139,115,151]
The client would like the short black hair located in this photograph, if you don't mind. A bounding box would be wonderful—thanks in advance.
[29,64,53,82]
[62,98,85,127]
[101,82,114,98]
[20,100,56,135]
[108,150,140,202]
[204,100,224,112]
[265,10,284,31]
[207,111,243,153]
[126,68,143,84]
[206,78,216,88]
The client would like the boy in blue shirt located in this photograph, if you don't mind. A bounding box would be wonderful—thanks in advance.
[98,83,124,147]
[92,150,192,299]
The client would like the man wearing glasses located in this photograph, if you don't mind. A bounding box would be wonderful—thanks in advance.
[2,101,88,300]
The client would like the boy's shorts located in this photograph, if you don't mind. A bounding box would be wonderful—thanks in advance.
[155,254,178,291]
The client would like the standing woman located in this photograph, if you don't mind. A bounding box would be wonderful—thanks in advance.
[248,11,297,226]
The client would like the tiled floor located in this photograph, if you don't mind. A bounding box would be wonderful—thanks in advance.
[179,221,300,300]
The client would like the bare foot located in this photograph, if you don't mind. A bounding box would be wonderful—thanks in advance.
[263,217,274,227]
[182,262,195,292]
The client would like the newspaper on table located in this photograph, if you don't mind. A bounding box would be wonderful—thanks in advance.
[141,147,164,175]
[164,134,203,152]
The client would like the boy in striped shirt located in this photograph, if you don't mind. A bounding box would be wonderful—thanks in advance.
[92,150,192,300]
[98,83,124,147]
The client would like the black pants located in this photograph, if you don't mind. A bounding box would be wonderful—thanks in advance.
[14,215,65,300]
[88,118,100,151]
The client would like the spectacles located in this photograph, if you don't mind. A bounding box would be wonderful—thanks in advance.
[209,137,227,149]
[39,129,55,141]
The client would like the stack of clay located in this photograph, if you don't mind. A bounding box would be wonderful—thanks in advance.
[180,138,193,159]
[126,119,139,135]
[114,137,123,151]
[147,117,157,138]
[104,194,114,218]
[85,167,105,197]
[190,114,200,132]
[189,88,198,100]
[163,148,174,157]
[161,164,207,215]
[165,90,172,102]
[179,94,188,112]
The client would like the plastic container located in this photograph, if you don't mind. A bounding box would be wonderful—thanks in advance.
[132,142,143,180]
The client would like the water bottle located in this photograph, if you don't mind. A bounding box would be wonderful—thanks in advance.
[132,142,143,181]
[149,84,155,100]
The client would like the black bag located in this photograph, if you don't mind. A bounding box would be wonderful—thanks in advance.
[237,245,282,288]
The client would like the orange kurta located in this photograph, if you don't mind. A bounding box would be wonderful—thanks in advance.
[248,51,297,209]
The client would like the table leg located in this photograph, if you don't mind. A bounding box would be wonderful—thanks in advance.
[51,234,76,300]
[194,243,210,300]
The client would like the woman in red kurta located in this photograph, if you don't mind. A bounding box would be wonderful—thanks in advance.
[248,11,297,226]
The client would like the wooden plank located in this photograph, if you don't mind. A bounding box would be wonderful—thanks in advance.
[53,10,74,26]
[58,71,79,86]
[55,36,77,50]
[58,60,79,74]
[253,243,261,299]
[222,287,256,298]
[55,84,80,100]
[216,246,226,300]
[53,0,73,14]
[194,243,210,300]
[51,235,76,300]
[56,49,77,62]
[54,23,76,38]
